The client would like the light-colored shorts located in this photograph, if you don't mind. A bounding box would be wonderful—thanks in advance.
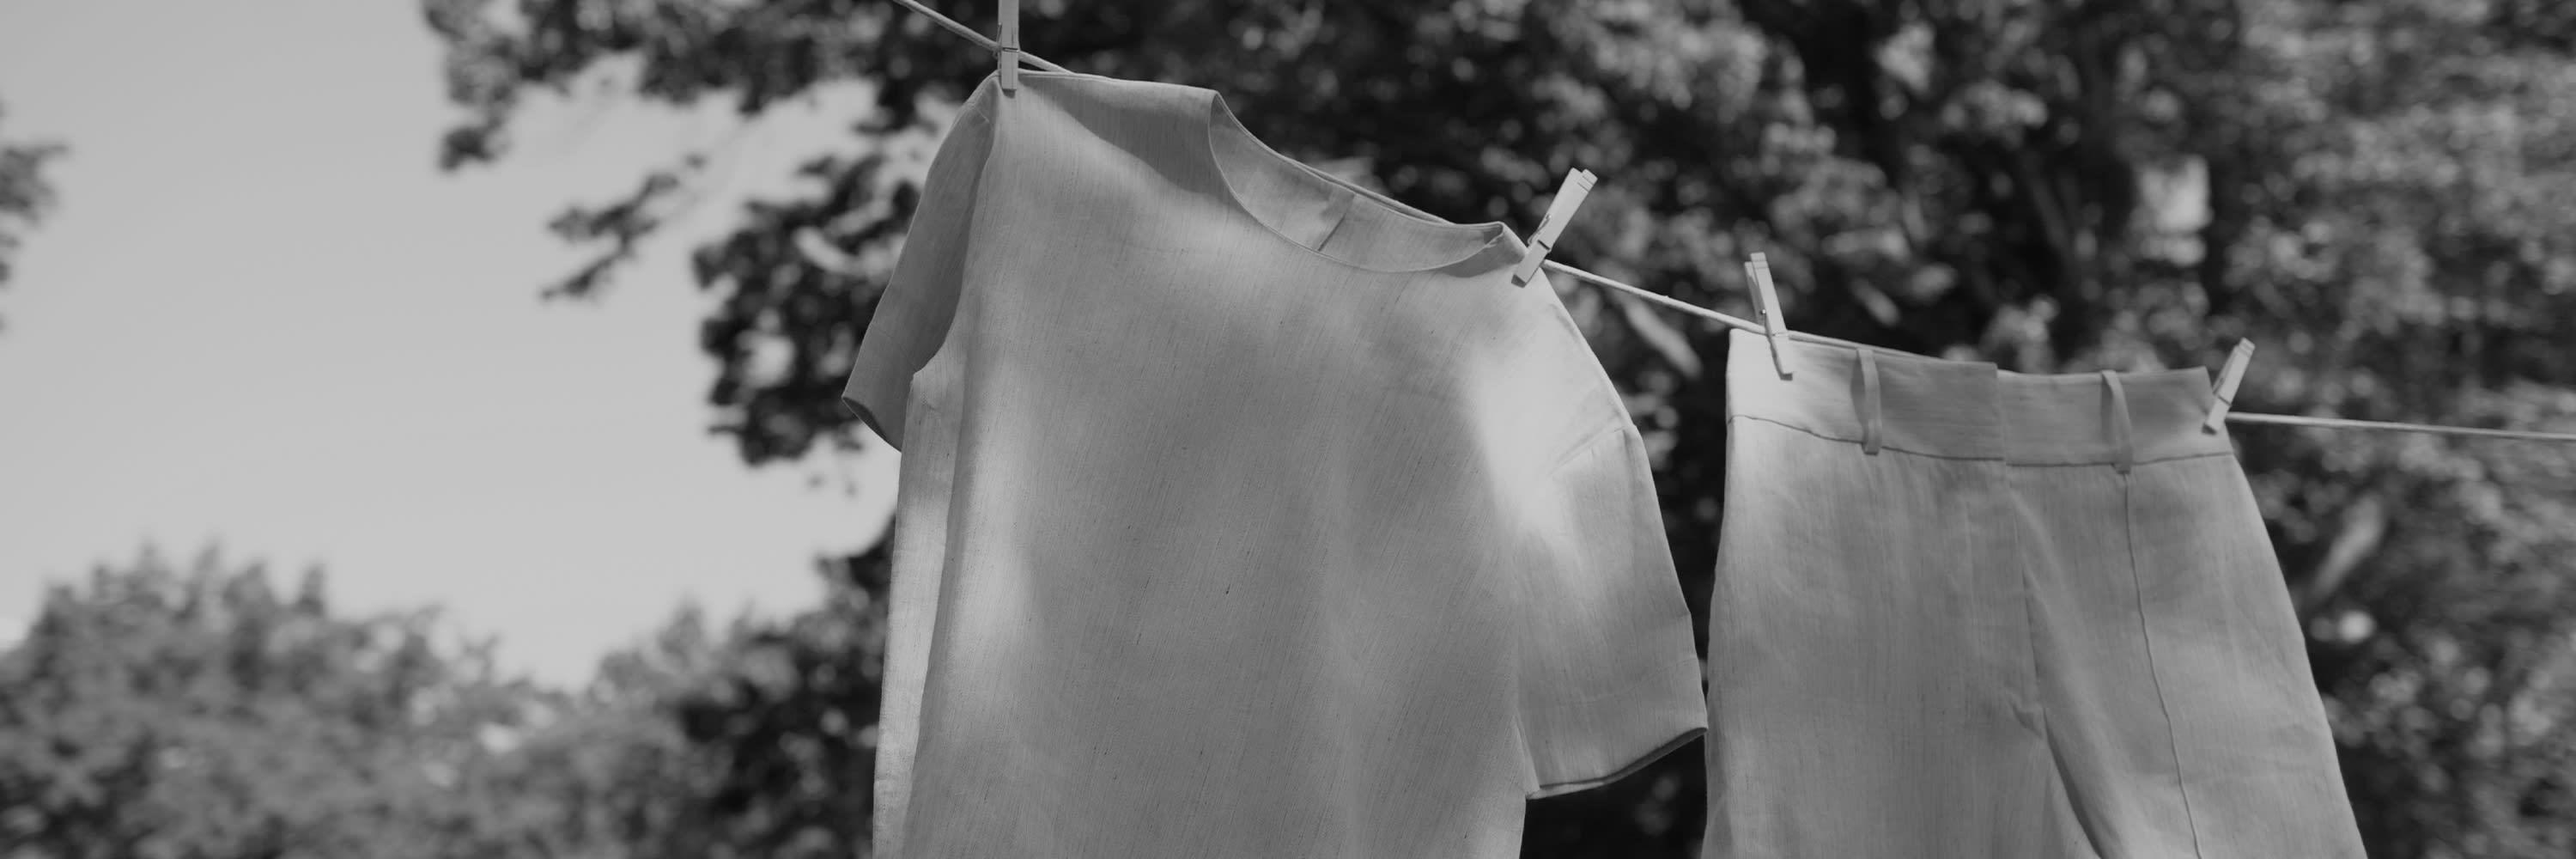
[1704,329,2365,858]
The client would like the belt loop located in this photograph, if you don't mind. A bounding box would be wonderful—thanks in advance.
[2099,369,2133,474]
[1857,348,1884,455]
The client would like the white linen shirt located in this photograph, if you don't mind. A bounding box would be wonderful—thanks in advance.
[844,70,1704,859]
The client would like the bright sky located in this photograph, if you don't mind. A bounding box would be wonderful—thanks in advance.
[0,0,900,685]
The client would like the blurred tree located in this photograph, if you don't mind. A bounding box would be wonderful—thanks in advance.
[458,600,736,859]
[422,0,2576,856]
[0,546,562,859]
[470,545,897,859]
[655,545,891,858]
[2224,3,2576,855]
[0,96,66,329]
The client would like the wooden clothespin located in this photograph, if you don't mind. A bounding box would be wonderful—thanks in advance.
[2202,339,2255,433]
[997,0,1020,94]
[1510,169,1596,287]
[1746,253,1792,379]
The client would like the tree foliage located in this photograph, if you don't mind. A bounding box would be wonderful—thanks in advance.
[0,547,557,859]
[416,1,2576,855]
[0,545,904,859]
[0,96,66,329]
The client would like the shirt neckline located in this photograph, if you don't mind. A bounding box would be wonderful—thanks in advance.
[1194,88,1516,275]
[1013,71,1523,276]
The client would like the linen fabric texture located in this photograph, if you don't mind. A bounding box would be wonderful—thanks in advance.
[843,70,1705,859]
[1704,329,2366,858]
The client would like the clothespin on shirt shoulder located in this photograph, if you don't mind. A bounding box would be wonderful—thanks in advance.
[996,0,1020,94]
[1510,169,1597,287]
[1746,253,1793,379]
[2202,339,2255,433]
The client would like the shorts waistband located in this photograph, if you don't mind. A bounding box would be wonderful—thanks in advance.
[1722,329,2237,466]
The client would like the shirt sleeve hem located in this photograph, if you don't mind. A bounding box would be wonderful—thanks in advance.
[842,390,904,450]
[1548,420,1633,473]
[1528,726,1705,801]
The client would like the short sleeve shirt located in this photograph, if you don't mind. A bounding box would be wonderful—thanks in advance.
[845,70,1704,858]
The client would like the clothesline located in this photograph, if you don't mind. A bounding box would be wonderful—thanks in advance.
[1539,262,2576,444]
[871,0,2576,447]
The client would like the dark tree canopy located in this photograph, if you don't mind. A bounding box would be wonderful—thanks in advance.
[417,1,2576,855]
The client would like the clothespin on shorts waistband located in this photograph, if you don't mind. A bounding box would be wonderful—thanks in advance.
[1746,253,1792,380]
[2203,339,2255,434]
[1510,169,1596,287]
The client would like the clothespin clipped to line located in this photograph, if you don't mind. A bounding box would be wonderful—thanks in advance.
[1746,253,1792,380]
[996,0,1020,94]
[2202,339,2255,433]
[1510,169,1597,287]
